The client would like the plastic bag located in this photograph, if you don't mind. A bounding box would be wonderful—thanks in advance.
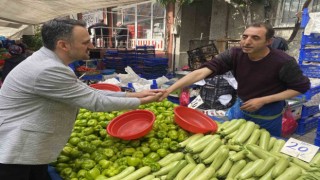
[281,107,298,137]
[179,87,190,106]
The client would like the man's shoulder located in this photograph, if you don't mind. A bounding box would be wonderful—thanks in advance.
[269,48,294,62]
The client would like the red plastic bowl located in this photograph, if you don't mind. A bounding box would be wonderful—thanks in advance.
[174,106,218,133]
[107,110,155,140]
[90,83,121,92]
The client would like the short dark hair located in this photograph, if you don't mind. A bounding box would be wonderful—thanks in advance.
[41,18,86,50]
[247,22,275,40]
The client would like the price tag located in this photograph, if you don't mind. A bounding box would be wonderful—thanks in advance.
[281,137,319,162]
[188,95,204,109]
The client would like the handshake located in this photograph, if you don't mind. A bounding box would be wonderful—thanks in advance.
[126,89,171,104]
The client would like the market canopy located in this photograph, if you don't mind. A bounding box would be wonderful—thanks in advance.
[0,0,148,38]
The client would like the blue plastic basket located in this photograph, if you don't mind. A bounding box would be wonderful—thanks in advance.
[143,57,169,66]
[300,64,320,78]
[314,136,320,147]
[299,48,320,62]
[295,116,318,135]
[301,8,310,28]
[301,33,320,46]
[301,105,320,118]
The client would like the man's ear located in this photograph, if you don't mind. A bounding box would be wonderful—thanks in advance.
[56,40,70,52]
[266,38,273,46]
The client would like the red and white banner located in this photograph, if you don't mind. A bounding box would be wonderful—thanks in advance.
[130,39,164,50]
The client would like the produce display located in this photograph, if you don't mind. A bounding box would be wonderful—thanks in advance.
[52,100,320,180]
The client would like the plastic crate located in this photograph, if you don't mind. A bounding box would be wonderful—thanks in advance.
[187,43,219,70]
[301,105,320,118]
[302,85,320,100]
[301,33,320,46]
[300,64,320,78]
[198,75,237,110]
[299,48,320,62]
[301,8,309,28]
[295,116,318,135]
[314,136,320,147]
[143,57,168,67]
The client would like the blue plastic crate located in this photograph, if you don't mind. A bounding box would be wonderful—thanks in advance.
[304,85,320,100]
[81,74,103,81]
[295,116,318,135]
[301,105,320,118]
[300,64,320,78]
[299,48,320,62]
[301,33,320,46]
[143,57,169,66]
[314,136,320,147]
[301,8,309,28]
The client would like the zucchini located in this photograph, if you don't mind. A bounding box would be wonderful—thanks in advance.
[267,137,276,151]
[186,134,214,153]
[234,121,256,144]
[153,161,179,176]
[185,153,196,164]
[229,150,247,162]
[311,152,320,166]
[158,152,184,167]
[107,166,135,180]
[246,144,278,160]
[122,166,151,180]
[216,151,236,178]
[292,157,312,170]
[184,163,206,180]
[234,161,254,179]
[270,139,286,153]
[274,166,302,180]
[199,138,222,160]
[245,151,259,161]
[179,133,204,148]
[158,153,174,166]
[230,123,246,143]
[259,166,274,180]
[259,129,270,150]
[197,167,216,180]
[165,160,187,180]
[140,174,155,180]
[210,146,229,170]
[174,163,196,180]
[226,159,246,179]
[218,120,231,132]
[225,130,238,139]
[226,144,243,152]
[236,159,264,179]
[271,157,290,178]
[220,119,246,136]
[203,145,225,164]
[245,129,261,145]
[254,156,276,177]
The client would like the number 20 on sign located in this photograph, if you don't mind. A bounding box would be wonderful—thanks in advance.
[281,138,319,162]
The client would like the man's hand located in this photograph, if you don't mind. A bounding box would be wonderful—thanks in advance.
[127,89,166,98]
[240,98,266,112]
[140,92,163,105]
[159,90,170,101]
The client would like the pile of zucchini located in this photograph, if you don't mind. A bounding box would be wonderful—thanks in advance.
[117,119,320,180]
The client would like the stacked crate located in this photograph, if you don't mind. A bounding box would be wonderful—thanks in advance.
[295,8,320,136]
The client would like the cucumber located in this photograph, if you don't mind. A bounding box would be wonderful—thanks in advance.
[197,167,216,180]
[275,166,302,180]
[254,156,276,177]
[226,159,247,179]
[245,129,261,145]
[199,138,222,160]
[107,166,135,180]
[175,163,196,180]
[165,160,187,180]
[184,163,206,180]
[122,166,151,180]
[271,157,290,178]
[210,146,229,170]
[236,159,264,179]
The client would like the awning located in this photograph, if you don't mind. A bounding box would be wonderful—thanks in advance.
[0,0,148,38]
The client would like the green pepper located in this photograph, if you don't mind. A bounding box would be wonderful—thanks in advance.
[55,163,69,172]
[122,147,135,156]
[141,146,151,155]
[132,150,144,159]
[142,157,154,166]
[102,148,114,157]
[160,142,169,150]
[87,119,98,127]
[148,138,158,144]
[167,124,177,130]
[159,123,169,131]
[74,158,85,169]
[69,137,81,146]
[91,139,102,147]
[149,142,160,152]
[61,146,73,156]
[70,148,81,158]
[94,125,102,132]
[147,152,160,162]
[168,130,178,140]
[85,167,100,180]
[127,157,141,167]
[149,162,161,172]
[156,131,167,139]
[178,132,188,142]
[60,167,73,178]
[77,169,87,178]
[141,142,149,147]
[75,120,88,127]
[157,148,168,158]
[169,141,179,151]
[114,157,128,166]
[87,134,98,141]
[98,159,112,169]
[162,137,172,143]
[145,130,155,138]
[164,117,174,124]
[129,140,140,147]
[73,126,84,133]
[57,155,70,163]
[99,121,108,128]
[83,127,94,136]
[81,159,96,170]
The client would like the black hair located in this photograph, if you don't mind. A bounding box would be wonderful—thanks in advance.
[247,22,275,40]
[41,18,86,50]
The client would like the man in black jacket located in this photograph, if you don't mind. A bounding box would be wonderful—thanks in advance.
[88,19,109,47]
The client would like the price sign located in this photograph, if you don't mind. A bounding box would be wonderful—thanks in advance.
[188,95,204,109]
[281,138,319,162]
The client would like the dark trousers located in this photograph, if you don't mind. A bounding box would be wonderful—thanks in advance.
[0,164,51,180]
